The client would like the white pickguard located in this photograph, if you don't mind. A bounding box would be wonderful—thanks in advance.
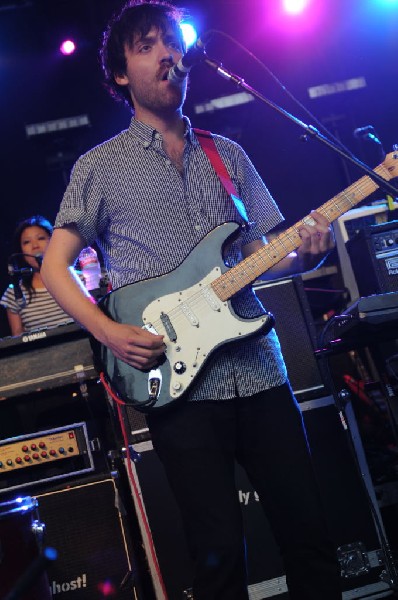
[142,267,269,399]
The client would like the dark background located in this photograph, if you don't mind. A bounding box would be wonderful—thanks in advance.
[1,0,397,336]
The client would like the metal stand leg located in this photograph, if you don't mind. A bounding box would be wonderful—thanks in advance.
[337,389,398,592]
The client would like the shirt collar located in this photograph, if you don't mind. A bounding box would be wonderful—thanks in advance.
[128,115,195,148]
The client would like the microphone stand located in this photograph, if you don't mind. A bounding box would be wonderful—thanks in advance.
[199,53,398,590]
[201,54,398,197]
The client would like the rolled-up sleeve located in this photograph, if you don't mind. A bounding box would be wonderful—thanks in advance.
[55,154,109,246]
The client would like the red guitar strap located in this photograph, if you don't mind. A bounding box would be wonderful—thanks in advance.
[193,127,251,226]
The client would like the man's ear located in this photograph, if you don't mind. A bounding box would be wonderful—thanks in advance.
[114,73,128,86]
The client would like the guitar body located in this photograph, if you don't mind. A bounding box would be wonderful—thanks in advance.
[99,222,274,411]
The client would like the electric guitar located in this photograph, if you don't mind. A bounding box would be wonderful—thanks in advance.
[98,151,398,412]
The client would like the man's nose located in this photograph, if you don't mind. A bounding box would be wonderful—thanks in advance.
[160,51,173,65]
[158,41,174,63]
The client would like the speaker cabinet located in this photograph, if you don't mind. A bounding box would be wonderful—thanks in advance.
[34,477,139,599]
[253,276,328,400]
[128,398,391,600]
[347,220,398,296]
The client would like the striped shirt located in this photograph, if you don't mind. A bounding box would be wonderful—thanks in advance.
[0,285,74,332]
[55,117,288,399]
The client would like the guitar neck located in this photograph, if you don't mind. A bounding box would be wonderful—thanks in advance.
[212,158,394,302]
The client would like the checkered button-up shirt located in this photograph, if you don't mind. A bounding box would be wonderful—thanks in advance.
[55,117,288,400]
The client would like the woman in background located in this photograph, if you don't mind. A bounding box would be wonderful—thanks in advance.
[0,215,75,336]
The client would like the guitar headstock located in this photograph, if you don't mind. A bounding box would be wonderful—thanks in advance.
[382,149,398,180]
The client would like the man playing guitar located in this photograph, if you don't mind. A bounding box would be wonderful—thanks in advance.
[41,1,345,598]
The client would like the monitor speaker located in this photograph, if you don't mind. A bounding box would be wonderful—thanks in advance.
[253,276,328,400]
[34,476,139,599]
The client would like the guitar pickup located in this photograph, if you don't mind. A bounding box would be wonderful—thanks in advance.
[180,302,199,326]
[202,286,221,311]
[160,312,177,342]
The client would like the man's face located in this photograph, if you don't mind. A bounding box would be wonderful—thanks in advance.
[115,25,186,118]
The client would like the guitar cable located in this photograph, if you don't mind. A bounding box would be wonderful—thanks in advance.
[99,372,169,600]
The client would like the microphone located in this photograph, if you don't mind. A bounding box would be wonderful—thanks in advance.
[167,36,207,85]
[353,125,374,138]
[353,125,382,145]
[34,254,43,269]
[7,264,27,309]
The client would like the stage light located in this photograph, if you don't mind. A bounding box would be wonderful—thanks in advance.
[60,39,76,56]
[25,115,90,138]
[308,77,367,99]
[180,22,197,48]
[282,0,310,15]
[194,92,254,114]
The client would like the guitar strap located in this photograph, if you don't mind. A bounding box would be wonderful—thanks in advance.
[193,127,252,229]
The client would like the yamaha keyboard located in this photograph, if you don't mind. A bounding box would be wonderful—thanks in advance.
[0,322,98,399]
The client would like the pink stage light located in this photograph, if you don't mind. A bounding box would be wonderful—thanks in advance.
[282,0,310,16]
[97,580,117,596]
[265,0,324,37]
[60,39,76,56]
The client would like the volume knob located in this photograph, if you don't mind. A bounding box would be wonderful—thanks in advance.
[173,361,187,374]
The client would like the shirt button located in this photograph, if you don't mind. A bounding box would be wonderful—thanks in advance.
[143,141,150,148]
[154,133,161,140]
[195,225,201,231]
[165,159,171,166]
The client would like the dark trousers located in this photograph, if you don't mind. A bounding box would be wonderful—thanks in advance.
[147,383,342,600]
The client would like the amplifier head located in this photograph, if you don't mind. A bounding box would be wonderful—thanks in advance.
[347,220,398,296]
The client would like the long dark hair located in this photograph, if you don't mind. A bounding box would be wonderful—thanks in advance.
[10,215,53,302]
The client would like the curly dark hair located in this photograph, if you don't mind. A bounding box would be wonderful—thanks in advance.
[100,0,185,110]
[11,215,53,302]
